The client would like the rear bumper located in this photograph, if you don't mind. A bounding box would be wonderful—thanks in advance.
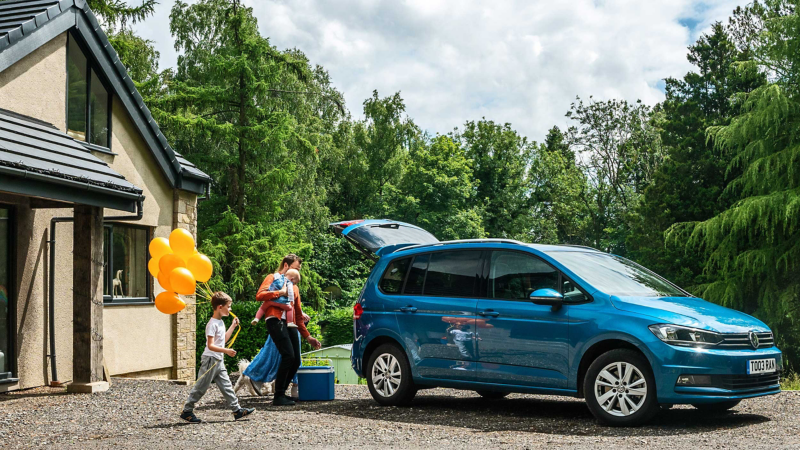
[652,342,783,403]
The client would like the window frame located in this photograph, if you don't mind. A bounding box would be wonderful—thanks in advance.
[399,249,485,299]
[66,32,113,149]
[486,249,594,304]
[0,204,17,382]
[103,222,153,305]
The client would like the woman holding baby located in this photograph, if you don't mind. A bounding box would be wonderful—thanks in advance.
[250,254,321,406]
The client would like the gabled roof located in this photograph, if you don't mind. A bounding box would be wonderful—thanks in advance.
[0,107,142,211]
[0,0,211,195]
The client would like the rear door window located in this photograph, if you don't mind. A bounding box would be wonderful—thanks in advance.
[490,251,558,300]
[423,251,482,297]
[379,257,411,294]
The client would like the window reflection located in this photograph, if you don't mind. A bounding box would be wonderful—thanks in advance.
[104,225,148,300]
[67,36,87,141]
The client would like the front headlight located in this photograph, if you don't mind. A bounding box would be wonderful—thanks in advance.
[648,324,723,347]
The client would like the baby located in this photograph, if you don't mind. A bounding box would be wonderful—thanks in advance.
[252,269,301,326]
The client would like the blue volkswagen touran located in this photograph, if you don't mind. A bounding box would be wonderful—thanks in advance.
[332,219,783,426]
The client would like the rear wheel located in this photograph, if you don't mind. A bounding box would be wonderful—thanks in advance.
[583,349,659,426]
[366,344,417,406]
[692,400,741,412]
[476,390,509,400]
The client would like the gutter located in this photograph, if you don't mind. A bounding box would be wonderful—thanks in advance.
[47,196,145,384]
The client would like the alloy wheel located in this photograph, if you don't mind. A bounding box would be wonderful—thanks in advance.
[372,353,402,397]
[593,361,648,417]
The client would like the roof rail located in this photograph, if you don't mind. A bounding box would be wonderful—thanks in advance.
[558,244,602,252]
[393,238,527,253]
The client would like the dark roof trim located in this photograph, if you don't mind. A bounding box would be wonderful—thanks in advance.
[0,0,211,195]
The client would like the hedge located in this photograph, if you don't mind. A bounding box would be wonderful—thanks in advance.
[321,307,355,347]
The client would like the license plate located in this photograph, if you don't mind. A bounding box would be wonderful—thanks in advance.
[747,358,776,375]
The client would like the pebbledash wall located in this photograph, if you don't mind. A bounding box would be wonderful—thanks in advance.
[0,32,197,390]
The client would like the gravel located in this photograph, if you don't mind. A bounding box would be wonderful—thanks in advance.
[1,378,798,449]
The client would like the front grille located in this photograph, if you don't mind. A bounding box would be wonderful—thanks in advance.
[711,373,781,391]
[718,332,774,349]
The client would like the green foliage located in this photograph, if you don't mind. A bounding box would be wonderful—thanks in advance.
[321,308,355,347]
[86,0,155,27]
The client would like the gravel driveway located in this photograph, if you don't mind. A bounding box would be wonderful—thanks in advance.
[1,378,798,449]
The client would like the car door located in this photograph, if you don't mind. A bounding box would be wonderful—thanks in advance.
[391,250,482,382]
[475,250,570,389]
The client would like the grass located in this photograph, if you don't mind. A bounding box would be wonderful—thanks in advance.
[782,373,800,391]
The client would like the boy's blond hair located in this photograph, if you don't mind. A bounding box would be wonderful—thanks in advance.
[211,291,232,310]
[285,268,301,283]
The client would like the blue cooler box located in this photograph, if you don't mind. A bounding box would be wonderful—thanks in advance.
[296,366,335,401]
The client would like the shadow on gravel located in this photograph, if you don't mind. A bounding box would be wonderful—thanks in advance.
[0,391,69,402]
[274,394,769,436]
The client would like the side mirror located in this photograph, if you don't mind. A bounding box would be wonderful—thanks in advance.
[530,288,564,306]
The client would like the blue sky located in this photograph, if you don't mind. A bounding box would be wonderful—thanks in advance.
[133,0,746,142]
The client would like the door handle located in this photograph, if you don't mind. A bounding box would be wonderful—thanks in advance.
[478,310,500,317]
[400,306,418,313]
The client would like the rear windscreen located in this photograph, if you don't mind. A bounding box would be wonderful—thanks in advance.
[348,224,438,253]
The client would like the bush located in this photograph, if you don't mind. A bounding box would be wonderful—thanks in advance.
[196,301,323,373]
[321,307,354,347]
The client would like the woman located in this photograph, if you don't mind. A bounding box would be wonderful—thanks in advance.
[246,254,320,406]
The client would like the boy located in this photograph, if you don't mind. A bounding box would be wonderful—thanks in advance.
[251,268,300,326]
[180,292,255,423]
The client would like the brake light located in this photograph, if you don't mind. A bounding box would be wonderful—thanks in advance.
[353,303,363,320]
[337,220,364,228]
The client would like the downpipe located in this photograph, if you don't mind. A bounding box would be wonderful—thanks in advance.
[46,196,145,384]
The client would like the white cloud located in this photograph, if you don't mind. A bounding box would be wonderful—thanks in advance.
[133,0,746,141]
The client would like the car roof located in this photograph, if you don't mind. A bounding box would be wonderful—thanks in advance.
[388,239,603,256]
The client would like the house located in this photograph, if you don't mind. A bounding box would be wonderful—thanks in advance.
[0,0,210,392]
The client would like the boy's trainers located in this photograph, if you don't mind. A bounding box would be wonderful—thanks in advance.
[233,407,255,420]
[180,411,201,423]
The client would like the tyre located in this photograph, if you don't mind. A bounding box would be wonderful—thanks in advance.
[366,344,417,406]
[583,349,660,426]
[476,390,509,400]
[692,399,741,412]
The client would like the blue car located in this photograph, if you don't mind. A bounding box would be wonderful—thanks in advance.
[332,219,783,426]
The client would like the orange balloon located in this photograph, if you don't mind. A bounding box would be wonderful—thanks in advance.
[187,254,213,283]
[170,267,196,295]
[159,253,185,278]
[155,291,185,314]
[157,271,172,292]
[170,228,195,260]
[149,237,172,259]
[148,257,160,278]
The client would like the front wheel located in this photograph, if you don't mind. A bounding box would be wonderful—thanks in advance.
[366,344,417,406]
[692,400,741,412]
[584,349,660,426]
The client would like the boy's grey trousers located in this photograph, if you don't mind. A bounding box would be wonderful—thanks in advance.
[183,356,241,412]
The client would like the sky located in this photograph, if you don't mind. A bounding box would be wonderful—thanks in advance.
[132,0,746,142]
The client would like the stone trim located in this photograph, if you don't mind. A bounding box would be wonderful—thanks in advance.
[172,190,198,381]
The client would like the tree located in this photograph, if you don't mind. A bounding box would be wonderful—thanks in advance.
[670,0,800,369]
[565,97,664,253]
[628,23,765,288]
[86,0,156,28]
[458,120,534,239]
[386,135,485,240]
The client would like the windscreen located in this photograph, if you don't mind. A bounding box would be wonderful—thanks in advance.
[546,251,688,297]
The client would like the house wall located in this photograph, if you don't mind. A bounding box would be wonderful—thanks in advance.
[0,32,195,390]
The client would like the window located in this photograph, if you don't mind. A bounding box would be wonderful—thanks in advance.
[104,224,150,303]
[423,251,481,297]
[546,251,687,297]
[0,207,12,378]
[490,251,558,300]
[379,257,410,294]
[562,277,589,303]
[67,34,111,148]
[404,254,429,295]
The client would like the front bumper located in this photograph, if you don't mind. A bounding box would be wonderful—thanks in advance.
[652,343,783,404]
